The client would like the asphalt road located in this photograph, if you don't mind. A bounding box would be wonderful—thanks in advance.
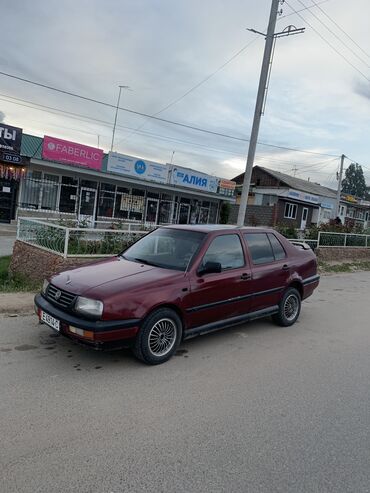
[1,272,370,493]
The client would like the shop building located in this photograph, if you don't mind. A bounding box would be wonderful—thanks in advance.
[233,166,338,229]
[6,132,236,225]
[0,123,26,223]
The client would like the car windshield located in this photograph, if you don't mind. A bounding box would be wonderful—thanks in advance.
[122,228,205,271]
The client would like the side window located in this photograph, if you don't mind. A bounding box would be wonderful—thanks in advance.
[244,233,274,265]
[268,233,286,260]
[201,234,244,270]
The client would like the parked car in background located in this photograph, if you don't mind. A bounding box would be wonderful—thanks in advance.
[34,225,319,365]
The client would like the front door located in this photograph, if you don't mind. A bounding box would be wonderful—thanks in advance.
[145,198,159,224]
[300,207,308,230]
[78,188,97,226]
[184,233,253,328]
[0,181,16,223]
[178,203,190,224]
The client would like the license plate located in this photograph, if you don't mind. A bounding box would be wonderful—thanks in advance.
[40,310,60,332]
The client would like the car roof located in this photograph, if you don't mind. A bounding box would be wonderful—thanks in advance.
[161,224,276,234]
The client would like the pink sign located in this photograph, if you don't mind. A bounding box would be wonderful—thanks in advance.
[42,136,103,170]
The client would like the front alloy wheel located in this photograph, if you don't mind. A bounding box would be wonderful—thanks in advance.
[133,308,182,365]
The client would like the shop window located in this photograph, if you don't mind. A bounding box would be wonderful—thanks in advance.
[59,185,77,213]
[117,186,130,194]
[159,201,172,224]
[115,191,130,219]
[98,191,115,217]
[199,207,209,224]
[147,191,160,199]
[130,192,145,221]
[208,203,219,224]
[284,202,297,219]
[80,179,97,189]
[101,182,116,192]
[20,173,42,209]
[62,176,78,186]
[161,193,172,201]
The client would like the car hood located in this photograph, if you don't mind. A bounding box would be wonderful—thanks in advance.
[50,257,162,296]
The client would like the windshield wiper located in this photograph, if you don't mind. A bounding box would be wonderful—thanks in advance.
[133,257,158,266]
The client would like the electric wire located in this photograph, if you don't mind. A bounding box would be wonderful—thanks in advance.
[295,0,370,68]
[284,1,370,83]
[0,72,339,157]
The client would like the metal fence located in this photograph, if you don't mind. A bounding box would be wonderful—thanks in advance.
[17,217,148,258]
[288,232,370,251]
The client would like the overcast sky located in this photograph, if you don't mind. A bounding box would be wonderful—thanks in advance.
[1,0,370,188]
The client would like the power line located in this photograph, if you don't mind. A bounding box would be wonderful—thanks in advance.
[295,0,370,68]
[284,1,370,83]
[115,37,260,146]
[0,86,339,158]
[278,0,330,21]
[310,0,370,60]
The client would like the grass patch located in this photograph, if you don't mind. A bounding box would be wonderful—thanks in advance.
[319,260,370,273]
[0,256,41,293]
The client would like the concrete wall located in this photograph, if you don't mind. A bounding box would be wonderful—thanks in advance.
[316,247,370,262]
[9,241,108,282]
[228,204,276,226]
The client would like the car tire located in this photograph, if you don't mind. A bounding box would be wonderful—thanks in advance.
[133,308,182,365]
[272,287,301,327]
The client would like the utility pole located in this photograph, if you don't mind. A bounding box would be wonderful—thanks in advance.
[236,0,304,226]
[335,154,345,218]
[111,85,130,152]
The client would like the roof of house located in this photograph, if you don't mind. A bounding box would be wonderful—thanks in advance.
[233,166,337,198]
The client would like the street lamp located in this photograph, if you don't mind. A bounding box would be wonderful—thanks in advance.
[110,85,130,152]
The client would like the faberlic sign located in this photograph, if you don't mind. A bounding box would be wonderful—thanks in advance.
[42,136,103,170]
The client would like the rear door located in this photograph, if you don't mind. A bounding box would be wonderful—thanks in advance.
[243,232,290,312]
[185,233,253,328]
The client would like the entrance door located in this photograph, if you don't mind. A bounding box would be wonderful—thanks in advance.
[145,198,159,224]
[178,203,190,224]
[78,188,97,226]
[0,182,16,223]
[300,208,308,230]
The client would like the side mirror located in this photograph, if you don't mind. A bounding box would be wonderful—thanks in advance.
[198,261,222,276]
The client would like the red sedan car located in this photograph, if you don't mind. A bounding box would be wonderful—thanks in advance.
[35,225,319,365]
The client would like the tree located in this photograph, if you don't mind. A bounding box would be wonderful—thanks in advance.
[341,163,367,198]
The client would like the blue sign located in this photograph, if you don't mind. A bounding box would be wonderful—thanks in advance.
[170,165,219,193]
[134,160,146,174]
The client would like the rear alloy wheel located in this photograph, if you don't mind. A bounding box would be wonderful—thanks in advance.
[133,308,182,365]
[272,287,301,327]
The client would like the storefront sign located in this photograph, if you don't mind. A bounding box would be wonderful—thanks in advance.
[169,165,219,193]
[219,178,236,190]
[320,202,334,209]
[0,123,23,164]
[107,152,168,184]
[0,123,22,154]
[342,194,357,203]
[42,136,103,170]
[287,189,319,204]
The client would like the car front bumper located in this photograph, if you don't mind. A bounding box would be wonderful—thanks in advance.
[34,293,140,349]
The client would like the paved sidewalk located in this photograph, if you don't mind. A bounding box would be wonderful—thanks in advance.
[0,292,36,315]
[0,237,16,256]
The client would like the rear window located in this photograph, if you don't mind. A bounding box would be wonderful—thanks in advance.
[268,233,286,260]
[244,233,274,265]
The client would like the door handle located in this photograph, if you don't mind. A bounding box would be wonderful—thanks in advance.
[241,273,251,280]
[282,264,289,271]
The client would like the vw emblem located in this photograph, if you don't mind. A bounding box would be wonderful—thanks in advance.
[54,290,62,300]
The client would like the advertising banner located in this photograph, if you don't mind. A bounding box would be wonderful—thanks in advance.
[288,189,319,204]
[42,136,103,170]
[0,123,23,164]
[107,152,168,184]
[169,165,219,193]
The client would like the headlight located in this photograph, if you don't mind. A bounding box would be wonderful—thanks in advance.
[42,279,49,294]
[75,297,103,318]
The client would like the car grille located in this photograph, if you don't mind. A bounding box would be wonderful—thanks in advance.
[46,284,76,309]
